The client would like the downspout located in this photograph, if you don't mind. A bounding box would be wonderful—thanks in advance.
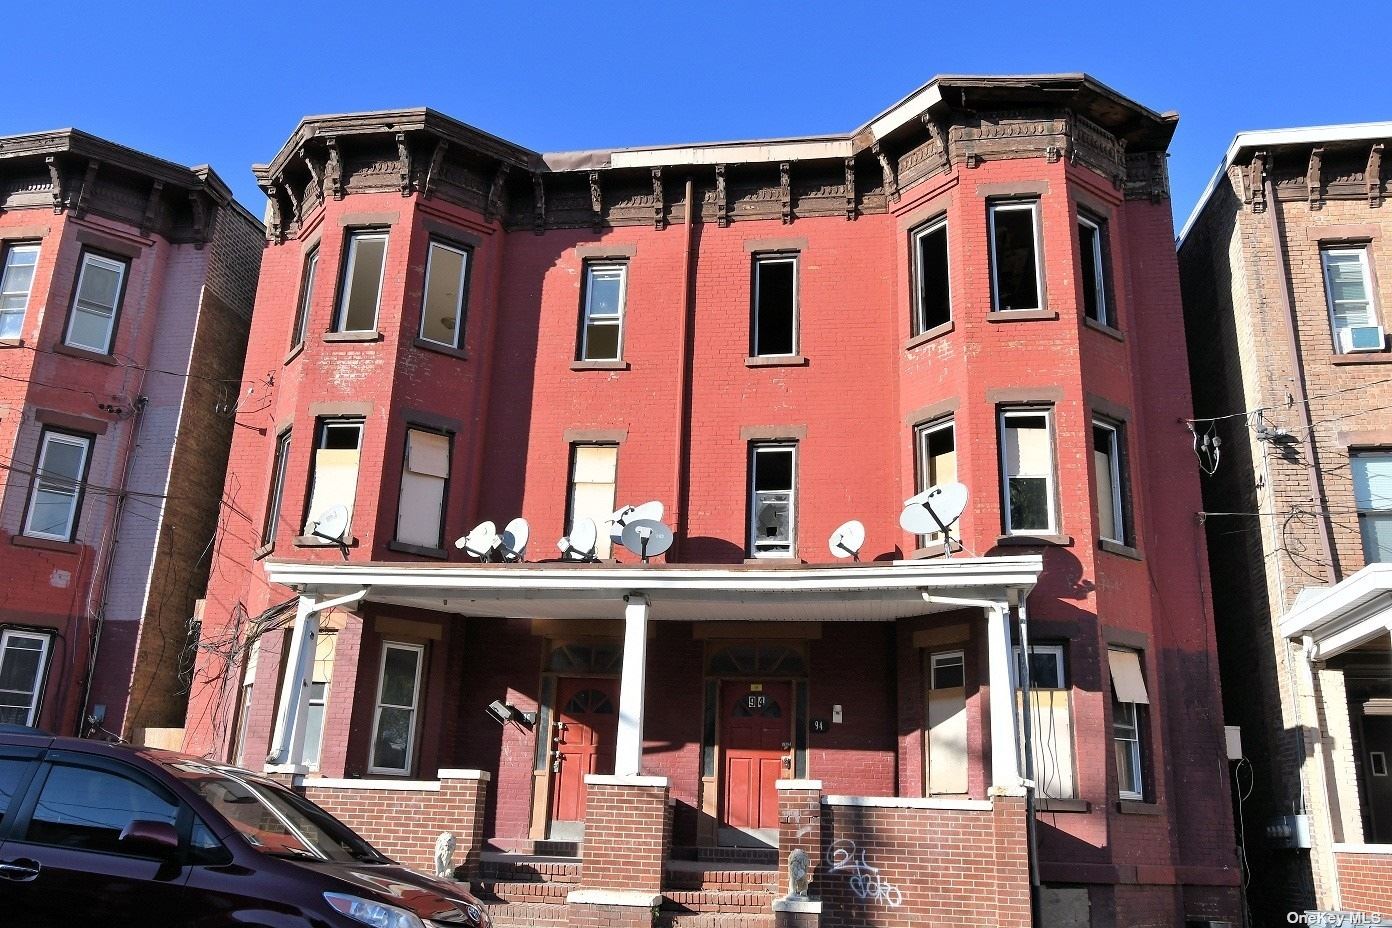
[672,177,696,557]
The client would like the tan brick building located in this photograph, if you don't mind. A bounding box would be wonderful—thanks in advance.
[1179,123,1392,921]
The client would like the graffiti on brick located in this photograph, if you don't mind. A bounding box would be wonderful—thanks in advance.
[826,839,903,907]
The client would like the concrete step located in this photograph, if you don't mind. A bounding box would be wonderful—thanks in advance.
[484,838,581,857]
[479,901,571,928]
[670,845,779,866]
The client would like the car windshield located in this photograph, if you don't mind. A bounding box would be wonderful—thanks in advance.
[168,762,386,863]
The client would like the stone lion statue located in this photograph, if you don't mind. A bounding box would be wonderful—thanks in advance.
[433,831,456,879]
[788,847,811,899]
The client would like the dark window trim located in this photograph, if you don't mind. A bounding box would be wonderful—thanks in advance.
[261,427,292,549]
[1091,416,1135,547]
[394,424,453,552]
[910,214,951,336]
[20,427,95,544]
[0,625,56,729]
[62,247,131,357]
[417,236,474,351]
[1077,209,1116,329]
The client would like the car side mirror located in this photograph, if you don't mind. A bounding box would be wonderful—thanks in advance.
[118,819,179,855]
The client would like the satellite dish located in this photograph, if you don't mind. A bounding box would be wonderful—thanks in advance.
[558,517,598,561]
[610,500,664,530]
[900,482,969,554]
[459,521,501,561]
[310,505,350,544]
[499,518,530,562]
[621,518,673,563]
[828,520,866,560]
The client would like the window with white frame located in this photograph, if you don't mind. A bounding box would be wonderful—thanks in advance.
[912,217,951,333]
[925,649,967,795]
[261,429,291,548]
[989,201,1043,312]
[579,262,627,361]
[303,419,363,539]
[0,242,40,340]
[1322,247,1384,353]
[915,417,957,546]
[303,630,336,768]
[752,253,797,357]
[567,443,618,559]
[1353,451,1392,564]
[64,250,128,354]
[1000,408,1056,535]
[396,428,451,549]
[1108,647,1150,800]
[1078,213,1113,328]
[0,629,52,726]
[23,429,92,542]
[369,642,424,774]
[749,443,796,557]
[290,246,318,350]
[419,239,471,348]
[1014,643,1076,799]
[333,231,388,332]
[232,640,259,767]
[1092,419,1130,545]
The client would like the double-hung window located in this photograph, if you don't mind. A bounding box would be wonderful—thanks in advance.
[989,201,1044,313]
[0,629,52,726]
[1322,247,1384,353]
[1353,451,1392,564]
[333,231,388,333]
[303,419,363,539]
[303,630,336,768]
[290,246,319,350]
[261,429,291,549]
[23,429,92,542]
[1092,419,1130,545]
[915,418,957,546]
[1014,644,1076,799]
[752,253,797,357]
[64,250,128,354]
[419,239,471,348]
[579,262,626,361]
[567,444,618,559]
[749,443,796,558]
[1000,408,1056,535]
[912,217,951,333]
[0,242,40,340]
[369,642,424,774]
[232,640,259,767]
[1108,647,1150,800]
[1078,213,1113,327]
[396,428,451,550]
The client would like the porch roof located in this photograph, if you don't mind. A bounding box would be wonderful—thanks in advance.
[264,555,1043,623]
[1280,563,1392,659]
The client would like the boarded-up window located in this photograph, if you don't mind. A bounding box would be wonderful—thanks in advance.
[303,630,336,768]
[396,428,450,549]
[304,420,363,538]
[926,649,967,795]
[915,418,956,546]
[419,240,470,348]
[1015,644,1075,799]
[568,444,618,559]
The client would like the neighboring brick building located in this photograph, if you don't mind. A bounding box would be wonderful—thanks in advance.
[0,130,262,742]
[1179,123,1392,922]
[185,74,1240,927]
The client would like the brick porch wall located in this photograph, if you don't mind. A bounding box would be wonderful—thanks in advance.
[298,769,489,876]
[1334,847,1392,913]
[569,775,671,928]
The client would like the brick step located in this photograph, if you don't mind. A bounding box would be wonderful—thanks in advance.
[670,846,779,866]
[656,912,776,928]
[661,889,776,914]
[478,853,582,883]
[485,838,581,857]
[478,901,570,928]
[663,861,778,893]
[472,879,571,904]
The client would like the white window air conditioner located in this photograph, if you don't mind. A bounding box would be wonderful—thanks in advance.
[1339,324,1386,353]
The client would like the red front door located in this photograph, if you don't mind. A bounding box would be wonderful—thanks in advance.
[550,677,619,824]
[720,681,792,831]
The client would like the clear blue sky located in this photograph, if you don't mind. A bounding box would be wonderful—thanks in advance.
[6,0,1387,230]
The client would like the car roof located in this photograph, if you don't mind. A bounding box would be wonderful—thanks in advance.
[0,726,261,778]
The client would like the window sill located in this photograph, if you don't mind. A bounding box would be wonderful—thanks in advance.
[252,542,275,560]
[0,338,24,348]
[414,338,469,361]
[1098,539,1142,560]
[323,331,382,343]
[12,534,82,554]
[292,535,359,548]
[987,309,1059,323]
[745,354,807,368]
[284,343,305,365]
[387,540,449,559]
[995,533,1073,547]
[52,342,118,365]
[1116,800,1162,816]
[1331,351,1392,365]
[1084,317,1125,342]
[571,359,629,371]
[743,556,805,566]
[909,541,953,560]
[1036,798,1091,814]
[904,320,954,350]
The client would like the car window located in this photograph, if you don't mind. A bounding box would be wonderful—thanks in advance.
[0,757,33,827]
[189,815,232,865]
[24,764,178,855]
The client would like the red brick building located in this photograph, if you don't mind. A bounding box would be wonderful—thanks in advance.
[0,130,261,741]
[185,74,1240,927]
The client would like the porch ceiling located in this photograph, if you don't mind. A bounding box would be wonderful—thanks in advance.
[1281,563,1392,659]
[264,556,1043,623]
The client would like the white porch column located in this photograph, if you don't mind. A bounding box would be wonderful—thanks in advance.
[614,594,650,777]
[268,595,320,768]
[987,602,1022,789]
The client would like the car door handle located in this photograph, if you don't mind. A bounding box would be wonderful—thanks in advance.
[0,858,40,881]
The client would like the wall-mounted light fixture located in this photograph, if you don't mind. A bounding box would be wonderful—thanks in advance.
[485,700,535,729]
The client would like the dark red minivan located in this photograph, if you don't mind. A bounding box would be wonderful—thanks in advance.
[0,725,490,927]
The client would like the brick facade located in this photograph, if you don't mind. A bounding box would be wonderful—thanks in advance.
[1333,849,1392,912]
